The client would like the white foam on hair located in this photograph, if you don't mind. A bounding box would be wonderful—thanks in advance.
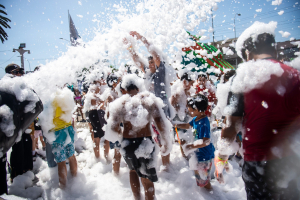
[235,21,277,59]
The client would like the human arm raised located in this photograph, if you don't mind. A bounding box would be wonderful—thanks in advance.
[130,31,161,68]
[123,38,146,73]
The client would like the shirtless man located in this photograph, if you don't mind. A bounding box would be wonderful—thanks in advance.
[124,31,172,169]
[105,74,172,200]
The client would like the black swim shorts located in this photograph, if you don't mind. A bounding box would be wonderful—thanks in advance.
[122,136,158,182]
[88,109,106,138]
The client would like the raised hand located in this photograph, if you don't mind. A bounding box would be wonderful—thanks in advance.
[129,31,143,40]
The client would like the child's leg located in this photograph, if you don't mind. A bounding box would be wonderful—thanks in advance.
[141,177,155,200]
[39,136,46,148]
[104,140,110,161]
[204,181,212,190]
[93,138,100,159]
[68,155,77,177]
[195,159,213,190]
[113,149,121,175]
[129,170,141,200]
[79,108,84,120]
[214,153,229,184]
[35,137,39,149]
[57,161,67,188]
[161,153,170,170]
[31,134,36,152]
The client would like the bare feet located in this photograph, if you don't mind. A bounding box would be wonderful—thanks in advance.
[204,182,213,191]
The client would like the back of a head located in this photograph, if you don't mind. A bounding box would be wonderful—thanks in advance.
[224,70,236,82]
[187,94,208,112]
[180,72,192,82]
[126,84,139,92]
[236,21,277,61]
[241,33,276,60]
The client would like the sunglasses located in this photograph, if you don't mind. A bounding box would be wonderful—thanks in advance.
[12,69,24,75]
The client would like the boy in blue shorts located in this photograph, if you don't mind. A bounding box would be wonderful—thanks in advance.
[51,90,78,188]
[176,94,215,190]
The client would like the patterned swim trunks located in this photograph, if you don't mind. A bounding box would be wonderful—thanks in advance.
[51,126,75,163]
[194,159,213,187]
[52,142,75,163]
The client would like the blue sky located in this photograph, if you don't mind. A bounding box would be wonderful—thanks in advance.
[0,0,299,78]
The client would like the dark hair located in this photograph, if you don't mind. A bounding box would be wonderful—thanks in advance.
[5,63,21,74]
[148,56,153,61]
[34,66,40,71]
[224,70,236,83]
[107,74,119,88]
[187,94,208,112]
[197,73,207,79]
[180,73,192,81]
[126,84,139,92]
[241,33,276,60]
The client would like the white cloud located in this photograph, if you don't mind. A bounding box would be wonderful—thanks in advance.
[77,15,83,18]
[278,30,291,38]
[78,1,82,5]
[256,8,262,12]
[272,0,282,6]
[278,10,284,15]
[199,35,210,41]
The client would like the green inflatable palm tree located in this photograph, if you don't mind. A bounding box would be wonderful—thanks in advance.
[0,4,11,43]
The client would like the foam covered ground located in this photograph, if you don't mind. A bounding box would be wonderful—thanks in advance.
[5,126,246,200]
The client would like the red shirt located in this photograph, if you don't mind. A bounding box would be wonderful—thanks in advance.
[240,60,300,161]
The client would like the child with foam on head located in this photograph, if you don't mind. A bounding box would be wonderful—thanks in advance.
[50,87,78,188]
[175,94,215,190]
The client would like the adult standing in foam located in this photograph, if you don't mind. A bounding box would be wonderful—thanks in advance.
[0,66,43,195]
[84,75,110,161]
[4,64,34,180]
[105,74,172,200]
[124,31,172,169]
[216,22,300,199]
[51,88,78,188]
[104,74,122,174]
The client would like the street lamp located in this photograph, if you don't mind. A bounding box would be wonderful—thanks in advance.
[234,13,241,67]
[25,58,31,71]
[13,43,30,69]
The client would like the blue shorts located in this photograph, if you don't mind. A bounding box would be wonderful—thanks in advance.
[52,142,75,163]
[109,141,121,149]
[51,126,75,163]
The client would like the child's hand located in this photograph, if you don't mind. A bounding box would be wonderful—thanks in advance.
[182,143,195,155]
[185,144,194,151]
[180,140,186,145]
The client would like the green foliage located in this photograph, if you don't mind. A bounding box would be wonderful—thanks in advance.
[0,4,11,43]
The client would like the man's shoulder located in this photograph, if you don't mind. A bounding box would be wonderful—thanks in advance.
[270,59,299,75]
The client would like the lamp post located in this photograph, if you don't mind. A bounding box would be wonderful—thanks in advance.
[25,58,31,71]
[13,43,30,69]
[234,13,241,40]
[234,13,241,67]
